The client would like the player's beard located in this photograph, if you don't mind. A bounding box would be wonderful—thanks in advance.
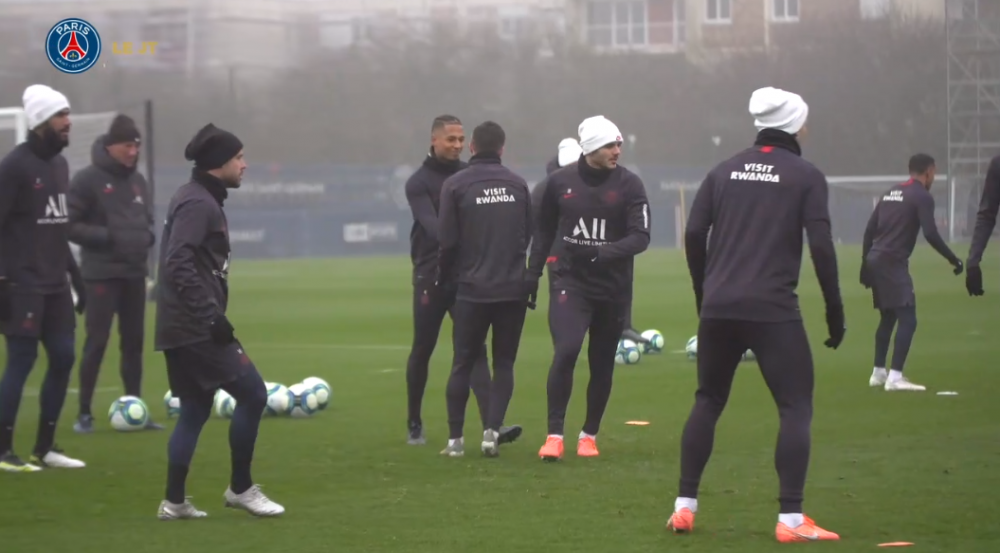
[41,125,68,154]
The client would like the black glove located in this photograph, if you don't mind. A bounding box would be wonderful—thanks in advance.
[0,278,10,322]
[209,314,235,345]
[966,265,984,296]
[524,278,539,310]
[693,284,703,316]
[824,303,846,350]
[432,279,457,308]
[568,245,599,263]
[952,259,964,276]
[859,262,873,289]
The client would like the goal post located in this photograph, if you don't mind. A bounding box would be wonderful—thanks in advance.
[0,100,158,286]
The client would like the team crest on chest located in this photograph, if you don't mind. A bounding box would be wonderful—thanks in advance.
[604,190,619,204]
[103,183,113,194]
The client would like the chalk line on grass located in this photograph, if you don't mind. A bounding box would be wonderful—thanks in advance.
[23,386,117,398]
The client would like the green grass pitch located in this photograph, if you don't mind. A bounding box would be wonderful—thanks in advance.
[2,246,999,552]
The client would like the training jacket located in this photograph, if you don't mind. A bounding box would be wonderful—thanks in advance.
[438,153,532,303]
[405,153,466,284]
[863,178,959,267]
[68,135,154,280]
[967,154,1000,267]
[154,170,232,351]
[0,132,76,294]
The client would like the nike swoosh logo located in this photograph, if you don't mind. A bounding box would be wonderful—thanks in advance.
[792,531,819,541]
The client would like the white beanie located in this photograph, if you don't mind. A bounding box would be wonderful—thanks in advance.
[578,115,622,156]
[557,138,582,167]
[23,84,70,130]
[749,87,808,135]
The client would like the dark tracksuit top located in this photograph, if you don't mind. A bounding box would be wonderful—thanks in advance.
[0,132,79,295]
[685,133,841,322]
[67,136,154,280]
[967,155,1000,267]
[154,171,231,351]
[404,153,466,284]
[437,154,532,303]
[862,179,959,266]
[527,159,651,302]
[532,160,576,281]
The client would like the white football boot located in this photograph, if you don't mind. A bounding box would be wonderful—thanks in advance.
[158,499,208,521]
[30,447,85,468]
[869,367,888,387]
[224,485,285,517]
[481,429,499,458]
[884,376,926,392]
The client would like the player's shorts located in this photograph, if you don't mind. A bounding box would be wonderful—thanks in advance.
[868,257,915,310]
[163,339,256,400]
[0,291,76,338]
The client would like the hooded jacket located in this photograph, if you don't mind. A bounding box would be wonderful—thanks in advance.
[67,135,154,280]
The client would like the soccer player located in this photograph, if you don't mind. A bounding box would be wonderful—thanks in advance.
[155,123,282,520]
[538,139,649,349]
[668,87,844,542]
[528,115,651,461]
[0,85,87,472]
[68,114,162,433]
[965,153,1000,296]
[403,115,521,447]
[861,154,963,392]
[437,121,533,458]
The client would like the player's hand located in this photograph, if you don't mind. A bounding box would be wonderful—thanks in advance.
[859,263,872,289]
[523,278,539,310]
[432,279,457,307]
[209,314,236,345]
[568,245,599,263]
[823,303,846,349]
[0,278,10,322]
[966,265,984,296]
[73,286,86,315]
[952,259,964,276]
[693,284,703,316]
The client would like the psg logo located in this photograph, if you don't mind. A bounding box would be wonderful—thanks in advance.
[45,18,102,74]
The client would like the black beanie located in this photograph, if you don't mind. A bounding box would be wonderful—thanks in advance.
[104,114,141,145]
[184,123,243,170]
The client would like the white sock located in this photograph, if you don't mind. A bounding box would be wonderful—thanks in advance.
[779,513,804,528]
[888,369,903,382]
[579,431,596,441]
[448,438,462,446]
[873,367,887,376]
[674,497,698,513]
[547,434,563,440]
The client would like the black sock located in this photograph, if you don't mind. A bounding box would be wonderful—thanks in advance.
[33,420,56,457]
[231,459,252,495]
[80,403,92,417]
[0,423,13,454]
[166,463,189,504]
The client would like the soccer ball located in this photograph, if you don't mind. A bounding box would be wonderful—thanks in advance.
[265,383,294,416]
[742,349,756,362]
[685,336,698,360]
[163,390,181,418]
[214,389,236,419]
[640,329,665,354]
[302,377,332,411]
[108,395,149,431]
[615,339,642,365]
[288,383,320,418]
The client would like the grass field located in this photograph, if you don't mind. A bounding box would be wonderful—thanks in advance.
[2,246,999,552]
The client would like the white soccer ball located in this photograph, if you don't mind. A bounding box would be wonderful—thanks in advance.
[265,383,294,416]
[163,390,181,418]
[108,395,150,431]
[742,349,756,362]
[685,336,698,360]
[615,339,642,365]
[302,376,332,411]
[288,383,320,418]
[640,329,665,354]
[214,389,236,419]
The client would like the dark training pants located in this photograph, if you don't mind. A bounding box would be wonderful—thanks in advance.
[163,340,267,504]
[78,278,147,416]
[874,306,917,372]
[446,299,528,439]
[406,282,490,427]
[545,289,627,437]
[0,291,77,456]
[678,318,814,513]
